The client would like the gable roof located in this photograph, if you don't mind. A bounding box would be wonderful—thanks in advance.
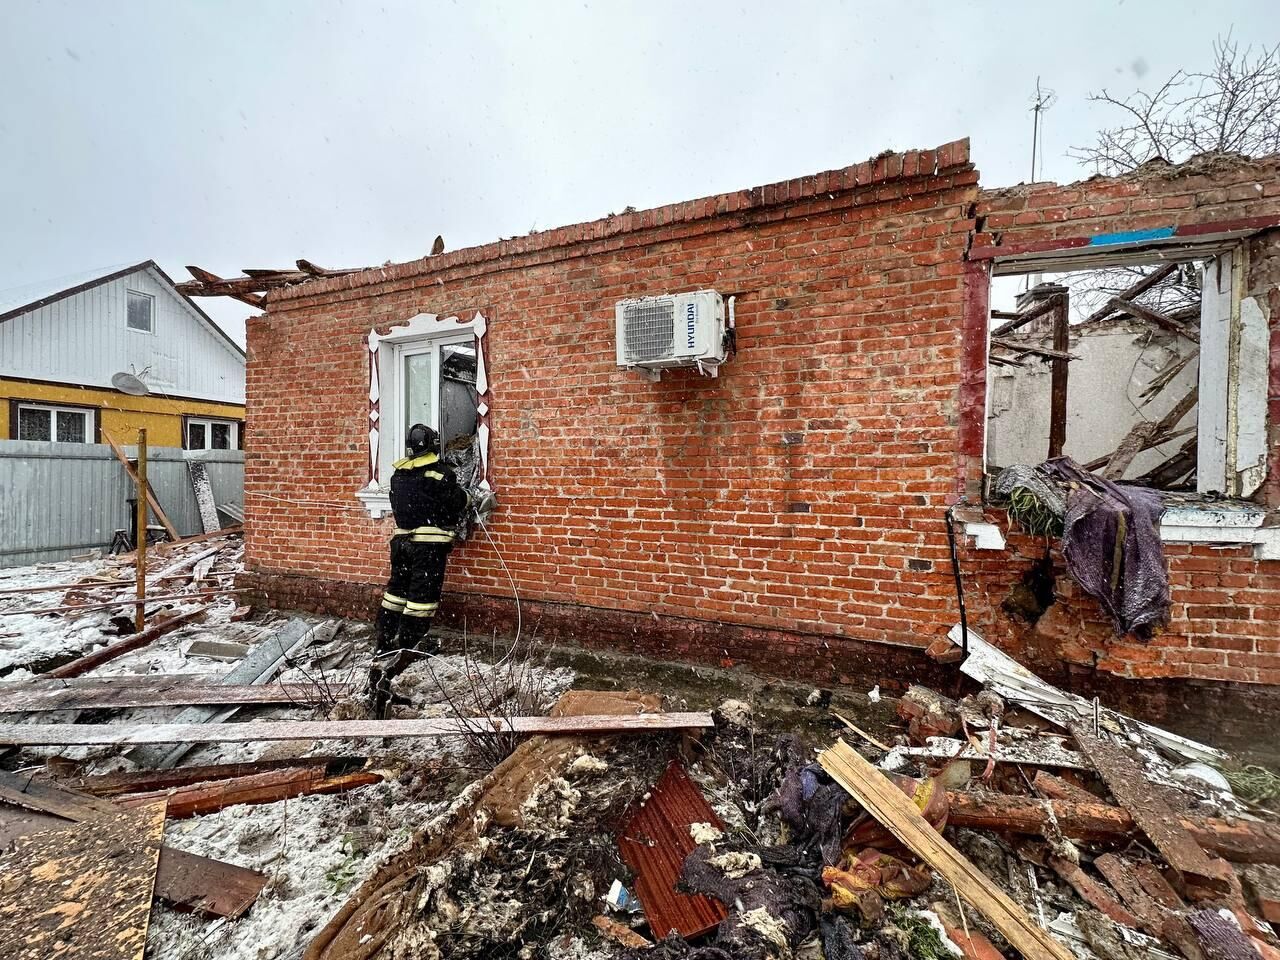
[0,260,246,360]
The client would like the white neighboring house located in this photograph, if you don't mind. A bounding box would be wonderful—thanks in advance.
[0,261,246,449]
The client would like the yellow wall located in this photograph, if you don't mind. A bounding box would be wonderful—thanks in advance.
[1,378,245,447]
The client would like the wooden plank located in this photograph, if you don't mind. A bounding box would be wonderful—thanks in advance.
[116,768,381,819]
[102,430,180,541]
[42,608,208,679]
[0,768,122,819]
[1103,386,1198,480]
[1,589,237,617]
[187,460,222,535]
[946,790,1280,864]
[1073,728,1228,892]
[0,800,166,960]
[819,740,1075,960]
[990,337,1077,361]
[1048,855,1141,928]
[67,756,357,797]
[990,297,1058,338]
[1,678,351,713]
[0,769,266,919]
[0,578,124,596]
[0,711,716,746]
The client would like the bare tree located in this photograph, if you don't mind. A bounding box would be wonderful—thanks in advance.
[1043,37,1280,327]
[1070,36,1280,176]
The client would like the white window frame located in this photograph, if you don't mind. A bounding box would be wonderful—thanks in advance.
[357,311,491,518]
[126,289,155,333]
[185,417,239,451]
[15,402,95,444]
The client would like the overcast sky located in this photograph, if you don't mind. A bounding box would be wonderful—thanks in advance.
[3,1,1277,346]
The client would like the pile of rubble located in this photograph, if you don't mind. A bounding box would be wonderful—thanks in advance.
[2,542,1278,960]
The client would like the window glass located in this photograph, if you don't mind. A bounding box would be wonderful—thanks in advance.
[188,422,207,449]
[404,352,434,433]
[18,407,51,441]
[56,410,86,443]
[127,291,153,331]
[211,422,231,449]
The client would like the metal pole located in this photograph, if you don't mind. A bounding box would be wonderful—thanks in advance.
[135,429,148,633]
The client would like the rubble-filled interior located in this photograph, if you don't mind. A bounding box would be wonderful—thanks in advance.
[3,534,1279,960]
[987,258,1208,490]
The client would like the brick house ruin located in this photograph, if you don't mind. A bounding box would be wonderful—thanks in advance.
[238,139,1280,743]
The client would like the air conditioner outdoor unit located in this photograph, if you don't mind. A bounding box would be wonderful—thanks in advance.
[615,289,728,379]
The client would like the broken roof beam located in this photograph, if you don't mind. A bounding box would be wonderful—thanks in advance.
[990,337,1078,362]
[1083,263,1180,324]
[990,296,1061,338]
[180,265,265,308]
[1109,296,1200,343]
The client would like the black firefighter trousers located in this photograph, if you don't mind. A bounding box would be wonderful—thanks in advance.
[371,535,451,713]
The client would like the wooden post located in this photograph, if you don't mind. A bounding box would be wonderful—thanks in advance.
[1048,293,1069,459]
[135,429,148,633]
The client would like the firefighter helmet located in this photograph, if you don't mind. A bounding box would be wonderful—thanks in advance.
[406,423,440,456]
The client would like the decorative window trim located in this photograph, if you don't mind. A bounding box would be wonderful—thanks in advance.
[9,399,99,444]
[356,310,491,519]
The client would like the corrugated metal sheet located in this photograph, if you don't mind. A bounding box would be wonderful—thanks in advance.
[617,761,729,941]
[0,441,243,567]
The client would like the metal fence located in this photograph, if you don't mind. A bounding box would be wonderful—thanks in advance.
[0,440,244,568]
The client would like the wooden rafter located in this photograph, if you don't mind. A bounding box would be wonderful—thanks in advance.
[176,262,367,305]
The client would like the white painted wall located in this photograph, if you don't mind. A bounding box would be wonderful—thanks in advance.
[987,319,1199,480]
[0,265,244,403]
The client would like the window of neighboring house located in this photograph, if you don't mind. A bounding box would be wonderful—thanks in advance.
[15,403,94,443]
[984,243,1265,498]
[185,417,241,450]
[127,290,154,332]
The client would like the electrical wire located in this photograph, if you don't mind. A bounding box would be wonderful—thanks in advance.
[477,513,522,664]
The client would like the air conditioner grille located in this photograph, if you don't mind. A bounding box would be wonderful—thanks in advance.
[622,298,675,363]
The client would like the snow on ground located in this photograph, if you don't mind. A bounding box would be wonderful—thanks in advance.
[0,544,593,960]
[148,784,444,960]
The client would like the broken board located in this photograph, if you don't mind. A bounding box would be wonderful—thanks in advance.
[819,739,1075,960]
[0,770,267,920]
[0,677,350,713]
[187,459,221,535]
[1073,727,1228,893]
[0,801,166,960]
[0,711,716,746]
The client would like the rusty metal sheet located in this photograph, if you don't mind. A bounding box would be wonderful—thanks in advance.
[617,761,728,940]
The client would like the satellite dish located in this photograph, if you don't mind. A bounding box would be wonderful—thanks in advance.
[111,371,150,396]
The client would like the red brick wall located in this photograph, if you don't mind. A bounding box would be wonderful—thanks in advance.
[962,154,1280,685]
[245,140,980,661]
[242,144,1280,698]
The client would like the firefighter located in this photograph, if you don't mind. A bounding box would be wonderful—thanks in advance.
[370,423,469,717]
